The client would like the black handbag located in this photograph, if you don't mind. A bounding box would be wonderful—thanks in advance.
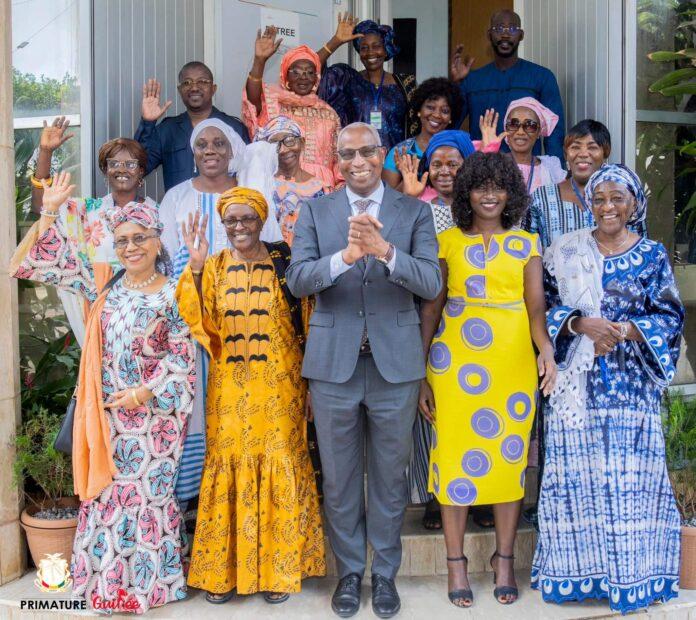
[53,270,125,455]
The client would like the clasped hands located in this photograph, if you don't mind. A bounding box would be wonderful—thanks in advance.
[574,317,632,357]
[104,385,154,410]
[342,213,390,265]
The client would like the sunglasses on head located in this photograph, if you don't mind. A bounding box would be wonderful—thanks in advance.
[505,118,540,134]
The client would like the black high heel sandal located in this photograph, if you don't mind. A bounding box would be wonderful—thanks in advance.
[490,551,518,605]
[446,556,473,608]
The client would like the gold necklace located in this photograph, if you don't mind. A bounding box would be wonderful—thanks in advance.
[593,230,631,255]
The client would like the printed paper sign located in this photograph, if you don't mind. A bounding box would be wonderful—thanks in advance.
[260,7,300,48]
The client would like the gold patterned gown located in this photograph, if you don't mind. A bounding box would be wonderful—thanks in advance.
[175,250,325,595]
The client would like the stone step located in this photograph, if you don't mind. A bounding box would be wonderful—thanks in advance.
[324,506,537,577]
[1,571,694,619]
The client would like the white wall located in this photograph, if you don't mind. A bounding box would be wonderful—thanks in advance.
[390,0,449,82]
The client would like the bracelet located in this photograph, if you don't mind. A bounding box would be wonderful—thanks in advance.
[31,174,52,189]
[131,389,141,407]
[567,316,579,336]
[619,322,629,340]
[376,243,395,265]
[190,268,202,276]
[247,72,262,83]
[39,209,60,218]
[322,43,334,55]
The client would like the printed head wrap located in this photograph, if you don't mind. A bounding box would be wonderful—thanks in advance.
[584,163,647,227]
[106,201,163,234]
[253,115,304,142]
[504,97,559,137]
[422,130,476,168]
[280,45,321,89]
[189,118,246,174]
[352,20,400,61]
[216,187,269,223]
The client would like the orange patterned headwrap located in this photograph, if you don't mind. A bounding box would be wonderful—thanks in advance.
[216,187,269,222]
[280,44,321,88]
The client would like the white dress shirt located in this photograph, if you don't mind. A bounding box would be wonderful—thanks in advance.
[329,182,397,280]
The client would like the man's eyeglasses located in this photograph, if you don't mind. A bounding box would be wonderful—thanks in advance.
[275,136,300,150]
[113,233,159,249]
[222,215,261,229]
[106,159,140,171]
[490,25,522,35]
[179,78,213,90]
[505,118,540,134]
[338,146,381,161]
[287,68,317,79]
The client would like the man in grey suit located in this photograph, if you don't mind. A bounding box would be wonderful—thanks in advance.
[287,122,442,618]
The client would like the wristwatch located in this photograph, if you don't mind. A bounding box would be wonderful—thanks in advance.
[375,243,395,265]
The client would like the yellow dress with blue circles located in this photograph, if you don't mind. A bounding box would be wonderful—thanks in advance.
[427,227,541,506]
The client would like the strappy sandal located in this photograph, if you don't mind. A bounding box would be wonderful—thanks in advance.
[263,592,290,604]
[422,501,442,530]
[490,551,518,604]
[205,590,234,604]
[446,556,473,608]
[471,506,495,529]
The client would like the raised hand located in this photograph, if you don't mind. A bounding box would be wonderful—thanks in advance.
[479,108,506,147]
[255,26,283,61]
[39,117,74,153]
[450,44,475,82]
[395,149,427,197]
[181,210,209,272]
[141,79,172,122]
[41,171,75,212]
[333,12,362,45]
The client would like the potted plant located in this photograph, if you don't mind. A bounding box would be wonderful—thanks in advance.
[663,391,696,589]
[14,404,78,567]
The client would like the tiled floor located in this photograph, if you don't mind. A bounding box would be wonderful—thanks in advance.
[1,571,695,619]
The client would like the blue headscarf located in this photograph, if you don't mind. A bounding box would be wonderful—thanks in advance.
[423,130,476,168]
[585,163,647,227]
[352,20,400,61]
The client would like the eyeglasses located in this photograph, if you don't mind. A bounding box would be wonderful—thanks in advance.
[222,215,261,229]
[338,145,381,161]
[106,159,140,170]
[591,195,633,208]
[275,135,300,149]
[490,25,522,35]
[179,78,213,90]
[287,68,317,79]
[505,118,540,134]
[113,233,159,249]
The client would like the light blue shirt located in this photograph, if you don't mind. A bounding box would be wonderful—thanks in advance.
[330,182,397,280]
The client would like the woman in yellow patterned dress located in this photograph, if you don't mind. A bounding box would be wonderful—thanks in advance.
[419,153,556,608]
[175,187,325,605]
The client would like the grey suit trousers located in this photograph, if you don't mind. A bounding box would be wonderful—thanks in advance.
[310,354,419,580]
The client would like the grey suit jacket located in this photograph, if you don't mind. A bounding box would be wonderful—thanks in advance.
[286,185,442,384]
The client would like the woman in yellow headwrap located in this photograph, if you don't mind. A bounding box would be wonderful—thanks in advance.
[175,187,325,605]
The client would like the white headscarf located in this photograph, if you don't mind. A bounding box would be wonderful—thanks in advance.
[189,118,246,174]
[237,141,283,242]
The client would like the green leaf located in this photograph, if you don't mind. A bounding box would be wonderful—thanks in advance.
[648,50,686,61]
[659,83,696,97]
[649,68,696,92]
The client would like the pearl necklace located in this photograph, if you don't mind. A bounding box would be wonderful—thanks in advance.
[123,271,158,289]
[593,230,631,256]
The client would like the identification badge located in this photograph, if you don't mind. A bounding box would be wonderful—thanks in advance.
[369,108,383,130]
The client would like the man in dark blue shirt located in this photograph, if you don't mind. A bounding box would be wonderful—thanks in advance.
[134,61,249,192]
[451,10,565,161]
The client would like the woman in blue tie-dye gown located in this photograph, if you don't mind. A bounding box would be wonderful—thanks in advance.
[532,164,685,614]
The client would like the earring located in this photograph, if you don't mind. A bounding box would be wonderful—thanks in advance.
[193,163,197,174]
[138,177,144,188]
[566,161,571,169]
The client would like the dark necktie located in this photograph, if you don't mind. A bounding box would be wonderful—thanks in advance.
[354,199,372,351]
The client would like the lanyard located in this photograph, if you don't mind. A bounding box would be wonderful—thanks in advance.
[570,178,588,210]
[371,70,386,109]
[526,157,536,194]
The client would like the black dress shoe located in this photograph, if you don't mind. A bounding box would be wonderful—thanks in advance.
[331,573,362,618]
[371,574,400,618]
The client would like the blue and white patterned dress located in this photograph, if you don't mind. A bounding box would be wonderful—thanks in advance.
[532,235,684,614]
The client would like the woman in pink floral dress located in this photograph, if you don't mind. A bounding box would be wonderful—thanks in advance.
[11,173,194,614]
